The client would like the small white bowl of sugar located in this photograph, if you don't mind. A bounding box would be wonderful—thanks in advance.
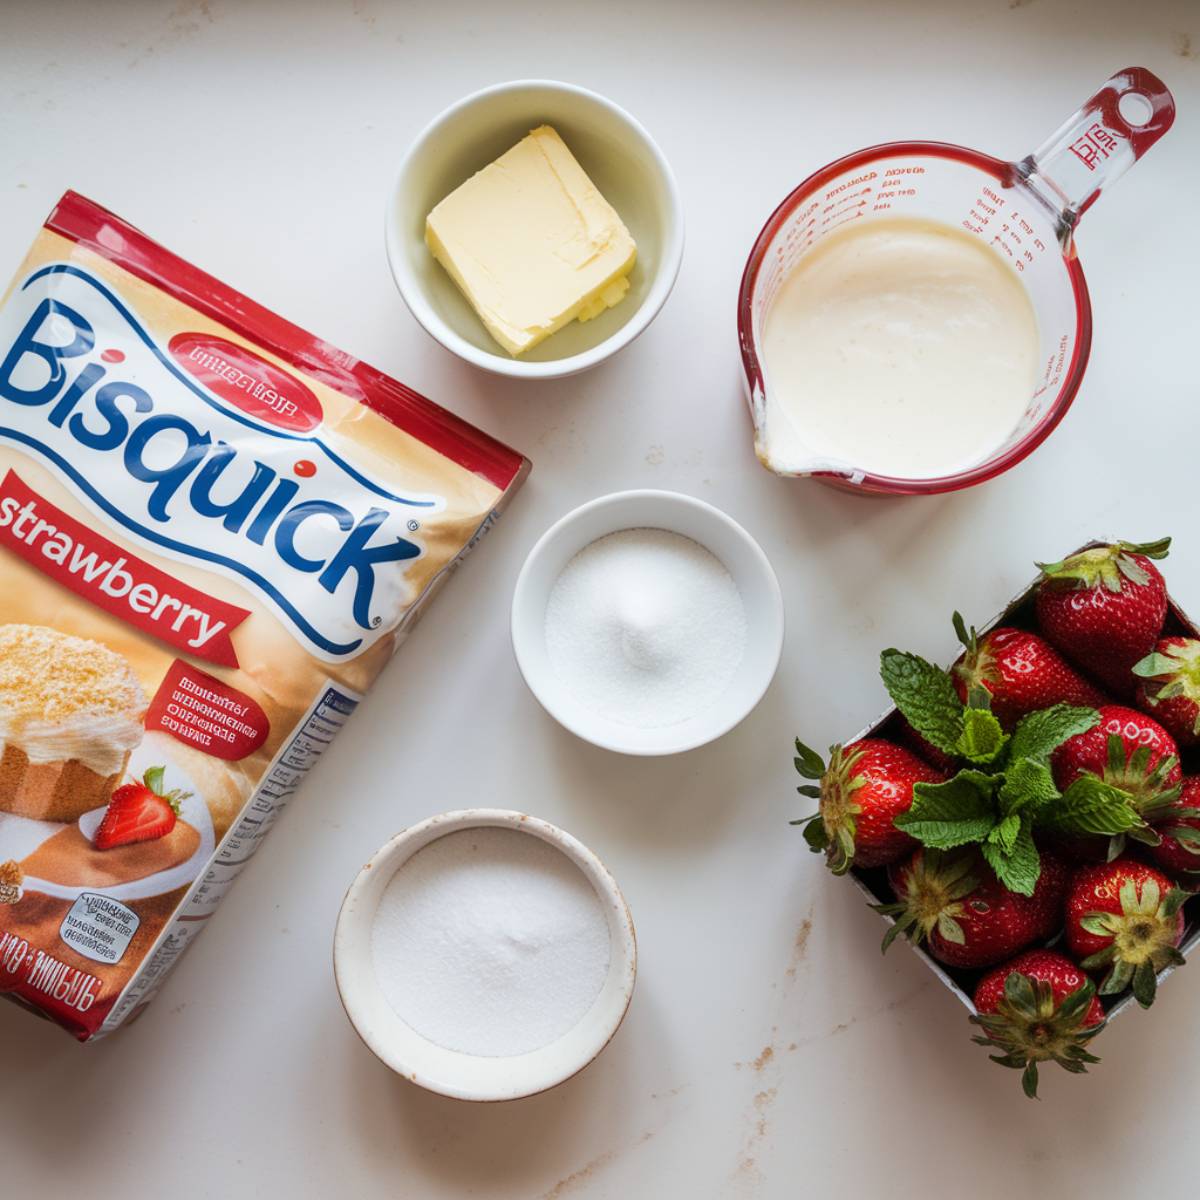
[511,490,784,755]
[334,809,636,1101]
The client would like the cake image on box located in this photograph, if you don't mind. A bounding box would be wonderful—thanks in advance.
[0,624,147,822]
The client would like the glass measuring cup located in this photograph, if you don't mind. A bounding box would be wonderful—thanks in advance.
[737,67,1175,495]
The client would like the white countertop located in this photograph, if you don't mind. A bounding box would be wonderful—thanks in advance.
[3,1,1198,1196]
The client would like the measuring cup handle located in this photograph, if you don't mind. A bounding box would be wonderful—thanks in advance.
[1017,67,1175,238]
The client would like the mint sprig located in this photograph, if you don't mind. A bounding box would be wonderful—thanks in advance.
[877,620,1145,896]
[880,648,965,756]
[980,817,1039,896]
[1007,705,1100,765]
[957,707,1008,765]
[894,772,998,849]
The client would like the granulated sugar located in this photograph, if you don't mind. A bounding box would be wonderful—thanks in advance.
[371,827,611,1057]
[544,528,747,728]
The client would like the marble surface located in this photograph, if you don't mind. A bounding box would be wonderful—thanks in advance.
[2,1,1198,1196]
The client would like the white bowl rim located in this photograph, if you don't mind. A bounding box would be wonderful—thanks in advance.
[510,489,785,755]
[333,807,637,1102]
[385,78,685,380]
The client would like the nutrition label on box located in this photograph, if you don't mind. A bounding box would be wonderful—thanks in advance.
[100,685,361,1033]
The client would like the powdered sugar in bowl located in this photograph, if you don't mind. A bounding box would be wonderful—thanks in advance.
[511,490,784,755]
[334,809,636,1101]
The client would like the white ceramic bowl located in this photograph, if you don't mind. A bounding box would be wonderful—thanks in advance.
[511,490,785,755]
[333,808,637,1102]
[386,79,684,379]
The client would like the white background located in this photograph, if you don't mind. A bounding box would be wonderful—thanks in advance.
[2,1,1198,1197]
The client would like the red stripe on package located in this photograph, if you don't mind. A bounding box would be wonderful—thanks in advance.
[0,470,249,667]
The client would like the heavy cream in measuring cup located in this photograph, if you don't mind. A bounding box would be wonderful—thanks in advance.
[761,217,1038,479]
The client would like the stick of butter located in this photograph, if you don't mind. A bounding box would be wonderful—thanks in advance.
[425,125,637,357]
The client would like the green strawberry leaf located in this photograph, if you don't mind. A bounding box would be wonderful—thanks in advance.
[1037,775,1142,836]
[798,815,829,853]
[1132,652,1180,680]
[955,707,1008,766]
[142,765,167,796]
[1007,705,1100,766]
[980,814,1040,897]
[999,758,1060,817]
[894,771,998,849]
[1122,536,1171,560]
[879,649,964,756]
[794,739,826,780]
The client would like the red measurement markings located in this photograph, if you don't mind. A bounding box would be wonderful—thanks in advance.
[963,186,1005,236]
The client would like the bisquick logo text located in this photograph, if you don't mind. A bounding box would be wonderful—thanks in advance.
[0,265,445,658]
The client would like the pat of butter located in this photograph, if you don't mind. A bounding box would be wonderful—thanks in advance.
[425,125,637,357]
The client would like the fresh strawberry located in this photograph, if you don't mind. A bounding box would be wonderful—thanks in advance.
[950,617,1104,730]
[1051,704,1182,858]
[878,848,1067,969]
[1148,777,1200,879]
[93,766,188,851]
[970,949,1105,1099]
[1035,538,1170,696]
[1134,636,1200,747]
[793,739,943,872]
[1064,857,1187,1007]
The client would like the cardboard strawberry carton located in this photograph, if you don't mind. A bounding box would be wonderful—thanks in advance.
[797,539,1200,1096]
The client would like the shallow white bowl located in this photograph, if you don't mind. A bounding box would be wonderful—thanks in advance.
[333,808,636,1102]
[386,79,684,379]
[511,490,785,755]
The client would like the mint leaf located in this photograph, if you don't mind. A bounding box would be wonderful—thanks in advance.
[894,772,998,849]
[988,812,1021,855]
[879,649,964,756]
[999,758,1060,816]
[1038,775,1141,836]
[955,707,1008,765]
[1008,705,1100,765]
[981,816,1040,897]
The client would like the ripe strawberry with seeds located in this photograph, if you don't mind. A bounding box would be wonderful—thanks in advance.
[950,617,1104,731]
[1148,777,1200,879]
[792,738,943,873]
[1051,704,1182,858]
[1065,857,1187,1007]
[93,766,190,851]
[971,949,1105,1099]
[1134,636,1200,747]
[878,848,1068,969]
[1036,538,1170,696]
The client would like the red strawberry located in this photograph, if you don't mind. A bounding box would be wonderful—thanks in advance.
[1036,538,1170,696]
[1064,857,1187,1007]
[93,766,188,851]
[970,949,1105,1099]
[879,848,1067,969]
[793,739,943,872]
[950,617,1104,731]
[1134,636,1200,747]
[1051,704,1182,858]
[1148,777,1200,879]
